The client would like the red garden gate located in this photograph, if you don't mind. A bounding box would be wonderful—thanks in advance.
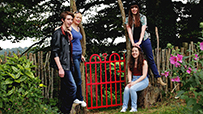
[85,53,126,109]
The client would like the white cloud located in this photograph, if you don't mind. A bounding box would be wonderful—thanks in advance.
[0,39,34,49]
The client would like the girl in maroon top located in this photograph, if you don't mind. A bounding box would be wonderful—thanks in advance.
[120,46,149,112]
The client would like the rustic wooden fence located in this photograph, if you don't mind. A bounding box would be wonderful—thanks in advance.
[0,41,200,100]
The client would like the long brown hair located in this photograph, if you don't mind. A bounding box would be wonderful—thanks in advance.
[128,5,140,28]
[128,46,144,73]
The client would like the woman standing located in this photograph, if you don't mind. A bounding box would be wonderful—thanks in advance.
[70,11,86,107]
[120,46,149,112]
[125,0,166,86]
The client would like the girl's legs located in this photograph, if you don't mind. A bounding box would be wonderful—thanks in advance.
[72,51,87,107]
[139,39,160,78]
[122,86,131,109]
[130,76,149,110]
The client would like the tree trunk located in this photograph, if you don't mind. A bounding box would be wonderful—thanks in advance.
[117,0,131,83]
[70,0,87,113]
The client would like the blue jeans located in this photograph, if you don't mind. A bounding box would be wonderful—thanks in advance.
[134,38,161,78]
[122,76,149,110]
[72,50,83,101]
[60,70,77,114]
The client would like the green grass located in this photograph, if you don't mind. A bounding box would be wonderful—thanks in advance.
[86,98,188,114]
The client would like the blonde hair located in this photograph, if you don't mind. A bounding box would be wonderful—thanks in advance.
[74,12,82,19]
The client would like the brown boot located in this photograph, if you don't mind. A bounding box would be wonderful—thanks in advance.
[157,77,167,86]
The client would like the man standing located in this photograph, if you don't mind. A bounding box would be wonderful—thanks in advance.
[50,11,76,114]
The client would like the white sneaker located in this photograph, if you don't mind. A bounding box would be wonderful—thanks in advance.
[129,108,137,112]
[120,107,127,112]
[80,101,87,107]
[73,99,81,104]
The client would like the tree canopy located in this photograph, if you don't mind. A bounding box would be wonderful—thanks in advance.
[0,0,203,56]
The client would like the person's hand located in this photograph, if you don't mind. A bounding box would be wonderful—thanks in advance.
[58,68,65,78]
[67,31,73,40]
[81,55,86,62]
[132,42,136,47]
[135,41,141,47]
[127,82,133,88]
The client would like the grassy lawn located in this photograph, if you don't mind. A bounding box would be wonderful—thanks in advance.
[86,97,188,114]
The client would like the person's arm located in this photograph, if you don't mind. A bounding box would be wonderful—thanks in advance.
[51,31,64,78]
[127,66,132,83]
[126,66,132,88]
[130,60,148,86]
[54,57,65,78]
[126,24,136,46]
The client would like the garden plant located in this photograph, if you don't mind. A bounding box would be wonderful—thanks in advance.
[0,54,58,114]
[162,40,203,114]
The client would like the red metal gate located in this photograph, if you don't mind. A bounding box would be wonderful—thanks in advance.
[85,53,126,109]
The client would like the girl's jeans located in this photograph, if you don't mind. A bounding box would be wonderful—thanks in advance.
[134,38,161,78]
[122,76,149,110]
[72,50,84,101]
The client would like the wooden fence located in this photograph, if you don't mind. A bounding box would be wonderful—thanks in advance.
[0,41,200,99]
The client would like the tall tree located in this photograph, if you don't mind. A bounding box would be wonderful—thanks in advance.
[147,0,177,48]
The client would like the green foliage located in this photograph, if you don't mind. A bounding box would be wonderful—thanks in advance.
[0,54,58,113]
[166,41,203,113]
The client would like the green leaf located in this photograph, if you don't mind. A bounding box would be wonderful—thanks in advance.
[15,72,21,79]
[3,78,13,85]
[25,71,35,79]
[0,101,2,108]
[187,98,196,107]
[22,91,29,97]
[25,63,31,69]
[176,90,185,97]
[12,66,19,73]
[17,64,24,70]
[193,103,201,113]
[15,76,27,83]
[7,72,16,79]
[7,87,15,96]
[13,53,19,59]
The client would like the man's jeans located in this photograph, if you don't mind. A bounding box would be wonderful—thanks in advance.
[122,76,149,110]
[60,70,77,114]
[72,50,84,101]
[134,38,161,78]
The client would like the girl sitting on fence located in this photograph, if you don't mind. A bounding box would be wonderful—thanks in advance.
[120,46,149,112]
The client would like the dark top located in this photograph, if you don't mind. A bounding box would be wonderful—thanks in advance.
[50,28,73,70]
[132,67,142,76]
[133,24,141,40]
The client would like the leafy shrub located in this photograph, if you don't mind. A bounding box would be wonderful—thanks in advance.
[163,41,203,114]
[0,54,58,113]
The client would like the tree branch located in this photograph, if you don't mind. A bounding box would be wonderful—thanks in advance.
[20,37,48,57]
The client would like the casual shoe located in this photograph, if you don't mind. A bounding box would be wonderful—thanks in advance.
[80,101,87,107]
[129,108,137,112]
[120,107,127,112]
[157,77,167,86]
[73,99,81,104]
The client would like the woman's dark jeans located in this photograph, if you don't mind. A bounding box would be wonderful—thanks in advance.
[134,38,161,78]
[72,50,84,101]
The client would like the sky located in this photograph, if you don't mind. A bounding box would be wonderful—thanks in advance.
[0,39,34,49]
[0,0,187,49]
